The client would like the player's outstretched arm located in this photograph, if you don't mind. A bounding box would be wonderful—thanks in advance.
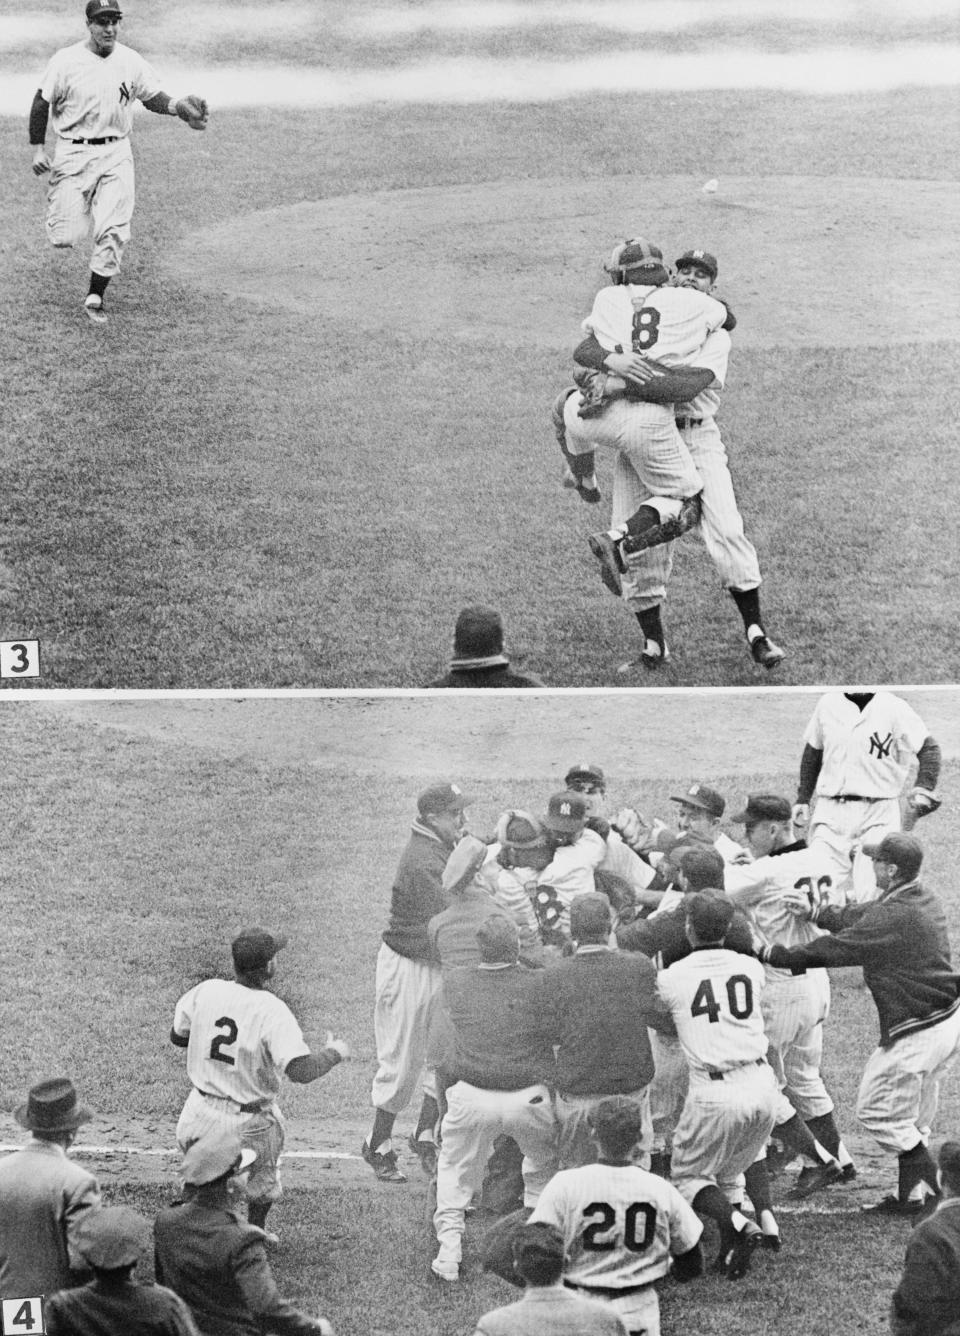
[142,92,210,130]
[29,91,50,175]
[285,1035,351,1084]
[170,1027,189,1048]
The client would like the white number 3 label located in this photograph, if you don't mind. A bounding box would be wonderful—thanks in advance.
[0,641,40,679]
[1,1297,45,1333]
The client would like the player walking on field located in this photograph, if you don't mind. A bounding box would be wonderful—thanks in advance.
[170,928,350,1244]
[29,0,209,325]
[793,690,941,903]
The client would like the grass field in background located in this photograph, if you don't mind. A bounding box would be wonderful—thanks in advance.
[1,3,958,685]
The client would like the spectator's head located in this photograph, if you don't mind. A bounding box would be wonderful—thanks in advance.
[589,1096,648,1161]
[451,605,508,668]
[181,1129,257,1198]
[441,835,489,896]
[863,833,923,890]
[73,1205,150,1277]
[477,916,520,967]
[15,1077,93,1147]
[685,892,735,948]
[512,1221,566,1286]
[569,892,611,945]
[937,1141,960,1197]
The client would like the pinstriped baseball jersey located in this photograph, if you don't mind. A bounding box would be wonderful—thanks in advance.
[725,844,839,953]
[675,328,730,420]
[40,42,160,139]
[657,948,768,1074]
[173,978,310,1106]
[583,285,727,365]
[804,691,928,798]
[529,1161,702,1288]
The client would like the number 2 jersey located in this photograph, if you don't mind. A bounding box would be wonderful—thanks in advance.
[529,1161,702,1290]
[656,947,768,1076]
[582,283,728,365]
[173,978,310,1107]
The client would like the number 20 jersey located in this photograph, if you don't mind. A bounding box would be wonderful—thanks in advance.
[173,978,310,1106]
[656,948,768,1076]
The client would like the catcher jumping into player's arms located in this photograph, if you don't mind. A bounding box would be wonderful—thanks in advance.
[29,0,209,325]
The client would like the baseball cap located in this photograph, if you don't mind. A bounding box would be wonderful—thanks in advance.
[476,915,519,964]
[731,794,792,825]
[542,791,588,834]
[417,782,470,817]
[73,1206,150,1269]
[441,835,489,895]
[86,1,123,19]
[181,1131,258,1187]
[512,1221,565,1267]
[685,891,735,942]
[564,762,605,790]
[231,928,287,973]
[862,833,923,877]
[671,783,725,818]
[675,249,718,280]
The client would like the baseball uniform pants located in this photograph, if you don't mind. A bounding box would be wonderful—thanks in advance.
[671,1062,780,1204]
[176,1088,285,1205]
[568,1282,660,1336]
[808,796,901,904]
[763,971,834,1120]
[45,138,134,277]
[433,1080,558,1254]
[647,1030,688,1155]
[856,1008,960,1154]
[370,943,441,1116]
[555,1087,652,1170]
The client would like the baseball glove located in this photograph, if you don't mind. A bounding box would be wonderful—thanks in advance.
[573,367,610,418]
[902,787,941,830]
[176,94,209,130]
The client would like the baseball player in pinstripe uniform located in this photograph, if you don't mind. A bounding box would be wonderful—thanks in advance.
[170,928,350,1243]
[528,1096,704,1336]
[29,1,208,325]
[793,691,942,904]
[763,834,960,1215]
[655,894,780,1280]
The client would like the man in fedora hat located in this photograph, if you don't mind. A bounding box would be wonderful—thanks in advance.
[155,1130,334,1335]
[0,1077,102,1297]
[45,1205,200,1335]
[428,605,544,688]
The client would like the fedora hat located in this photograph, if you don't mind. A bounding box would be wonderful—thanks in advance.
[15,1077,94,1133]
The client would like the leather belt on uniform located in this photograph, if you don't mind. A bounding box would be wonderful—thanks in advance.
[195,1087,264,1114]
[706,1058,766,1082]
[565,1280,652,1299]
[824,794,879,803]
[675,416,703,430]
[69,136,120,145]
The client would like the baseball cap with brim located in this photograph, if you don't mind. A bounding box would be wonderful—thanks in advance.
[417,782,470,817]
[671,783,725,818]
[675,249,718,280]
[731,794,792,825]
[564,762,605,788]
[232,928,288,973]
[512,1221,565,1265]
[862,833,923,873]
[74,1205,150,1269]
[542,790,588,833]
[442,835,489,894]
[15,1077,94,1132]
[86,1,123,19]
[182,1132,258,1187]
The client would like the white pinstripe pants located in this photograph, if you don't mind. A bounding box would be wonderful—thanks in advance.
[45,138,134,277]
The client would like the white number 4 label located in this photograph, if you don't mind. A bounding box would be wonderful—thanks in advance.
[0,641,40,679]
[1,1298,45,1333]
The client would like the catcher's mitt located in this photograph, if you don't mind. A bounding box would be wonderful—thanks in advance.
[573,367,610,418]
[902,787,942,831]
[176,94,209,130]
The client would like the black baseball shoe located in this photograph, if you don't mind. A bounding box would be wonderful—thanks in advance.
[787,1161,843,1200]
[723,1221,763,1280]
[640,638,670,670]
[862,1193,940,1218]
[587,532,626,597]
[407,1133,438,1178]
[749,633,786,670]
[361,1140,407,1183]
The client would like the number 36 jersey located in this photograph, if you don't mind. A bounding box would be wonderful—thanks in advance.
[530,1162,702,1290]
[657,948,768,1076]
[173,978,310,1106]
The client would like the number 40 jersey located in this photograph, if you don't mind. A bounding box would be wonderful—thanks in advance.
[657,948,769,1077]
[173,977,311,1107]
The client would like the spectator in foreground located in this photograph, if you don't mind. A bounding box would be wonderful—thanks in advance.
[890,1139,960,1336]
[428,605,544,687]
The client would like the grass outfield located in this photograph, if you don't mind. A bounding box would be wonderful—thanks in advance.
[1,6,958,685]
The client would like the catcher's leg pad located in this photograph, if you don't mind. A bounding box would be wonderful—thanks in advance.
[621,493,703,554]
[552,389,601,502]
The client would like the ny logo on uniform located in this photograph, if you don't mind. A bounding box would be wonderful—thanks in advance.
[119,82,131,105]
[869,731,894,760]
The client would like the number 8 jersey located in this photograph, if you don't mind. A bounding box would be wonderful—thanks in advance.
[656,948,769,1076]
[173,978,311,1107]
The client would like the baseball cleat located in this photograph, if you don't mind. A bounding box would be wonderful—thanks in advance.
[407,1133,438,1178]
[724,1221,763,1280]
[861,1193,938,1218]
[749,634,786,670]
[261,1230,281,1248]
[431,1257,460,1282]
[587,532,626,597]
[787,1161,843,1200]
[84,294,107,325]
[761,1231,782,1252]
[839,1163,858,1182]
[759,1210,780,1250]
[621,493,702,553]
[361,1140,407,1183]
[640,638,670,670]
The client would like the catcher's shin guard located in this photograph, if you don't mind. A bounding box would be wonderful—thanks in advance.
[552,390,601,503]
[621,493,702,554]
